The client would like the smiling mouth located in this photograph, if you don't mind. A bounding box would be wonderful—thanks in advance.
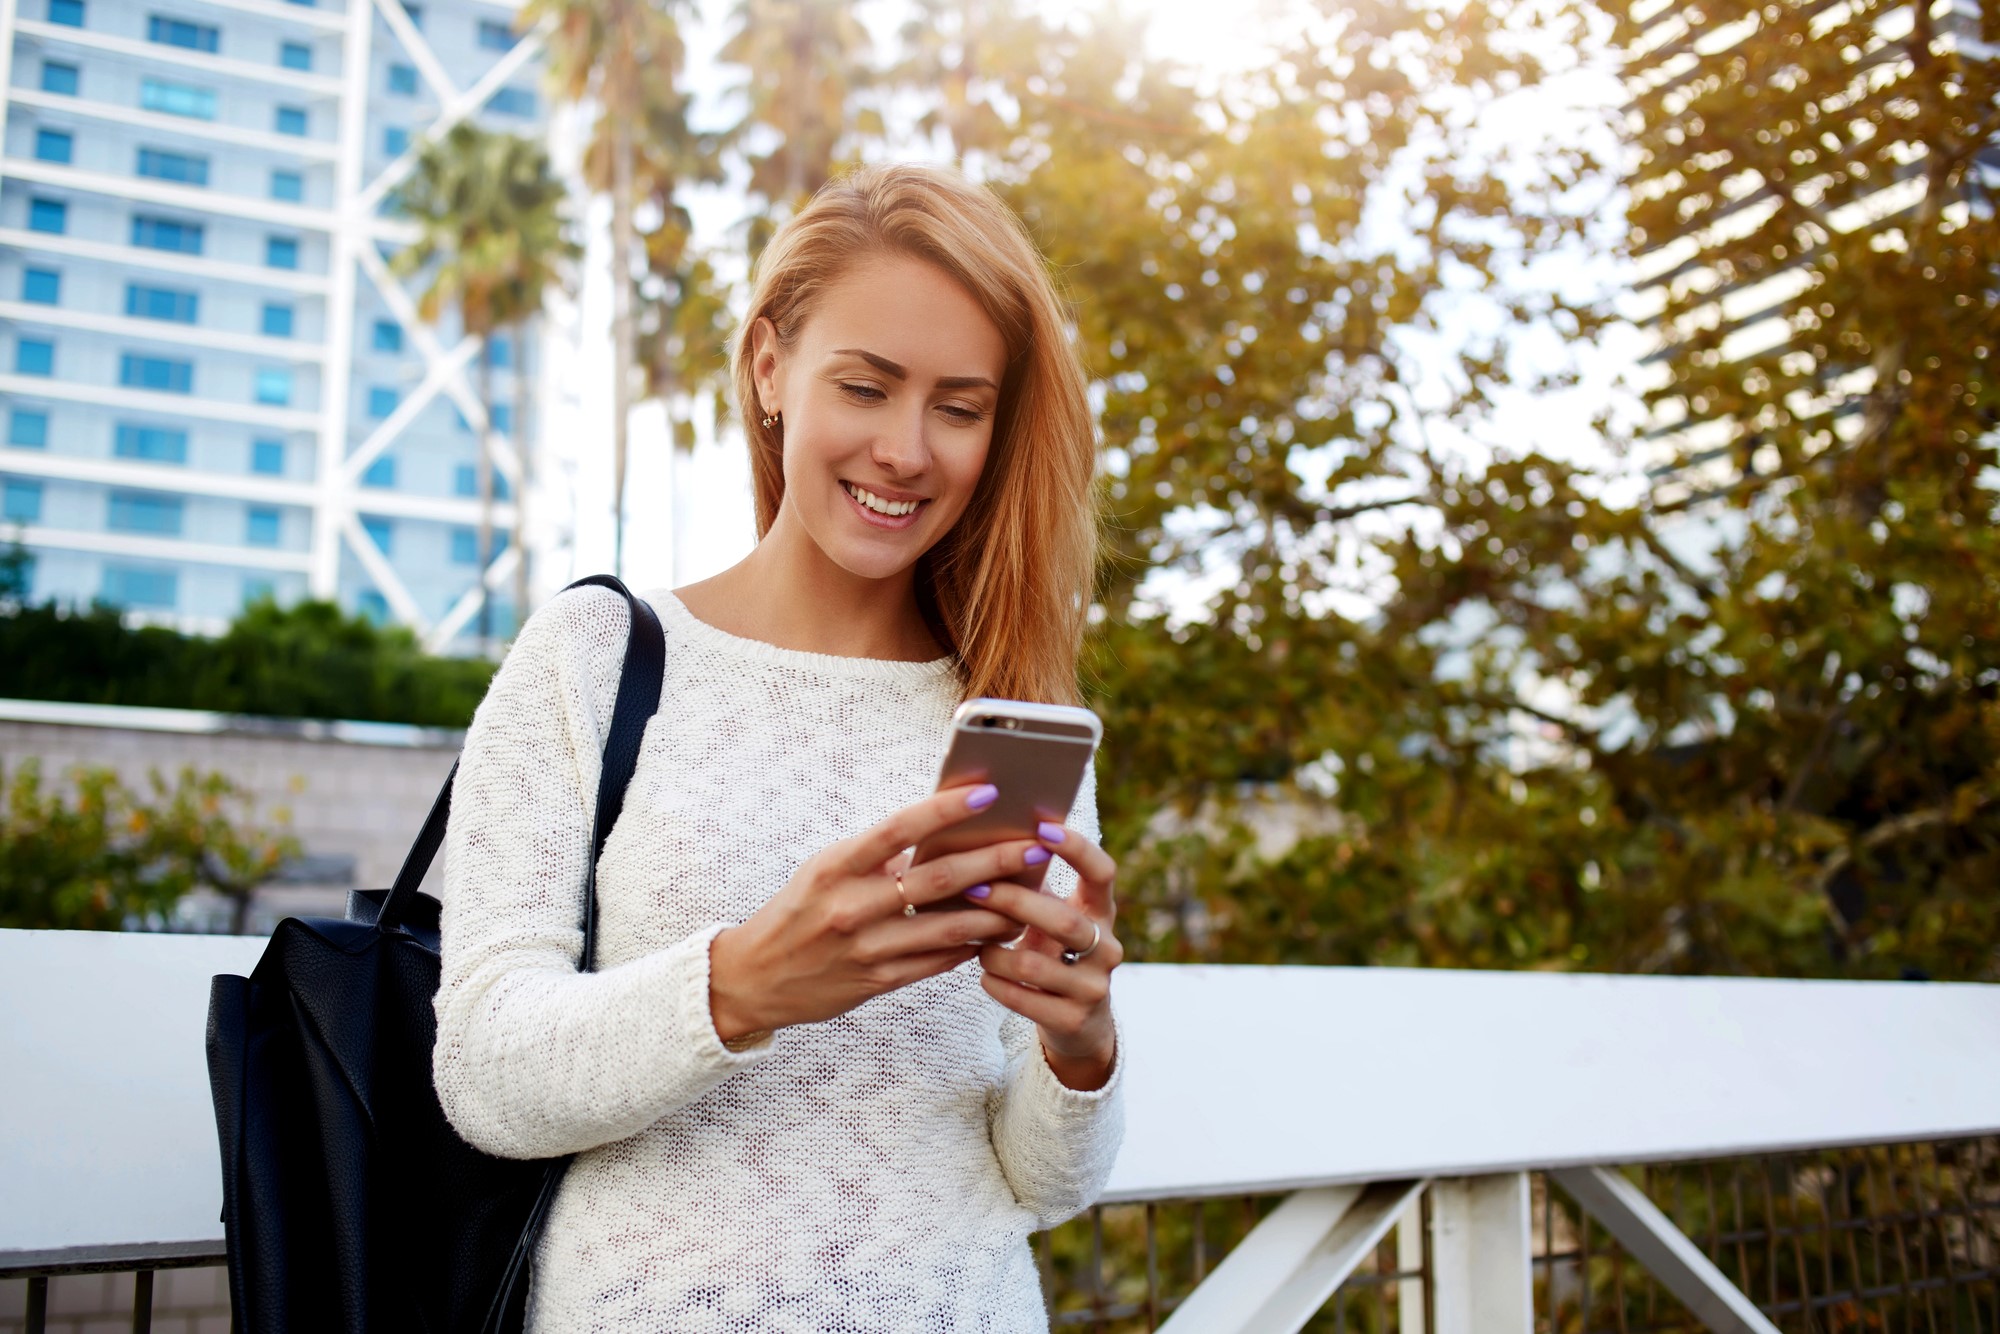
[842,481,929,518]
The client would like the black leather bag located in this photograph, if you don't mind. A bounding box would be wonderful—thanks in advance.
[205,575,665,1334]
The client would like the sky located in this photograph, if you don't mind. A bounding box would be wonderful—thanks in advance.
[528,0,1651,604]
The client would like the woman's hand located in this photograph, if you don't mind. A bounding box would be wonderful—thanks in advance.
[968,822,1123,1091]
[707,784,1049,1042]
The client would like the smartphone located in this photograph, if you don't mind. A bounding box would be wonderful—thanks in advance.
[910,698,1102,895]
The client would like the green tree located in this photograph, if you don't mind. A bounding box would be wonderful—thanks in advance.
[528,0,691,577]
[395,123,574,645]
[1,761,298,934]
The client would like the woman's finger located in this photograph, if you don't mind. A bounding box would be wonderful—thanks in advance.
[978,964,1090,1027]
[965,881,1110,960]
[980,934,1115,1001]
[834,783,999,876]
[1034,822,1118,916]
[899,838,1046,906]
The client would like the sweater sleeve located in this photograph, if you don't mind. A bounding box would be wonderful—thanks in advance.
[987,761,1127,1229]
[432,585,772,1161]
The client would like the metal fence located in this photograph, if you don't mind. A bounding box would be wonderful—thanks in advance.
[1034,1135,2000,1333]
[4,1136,1995,1334]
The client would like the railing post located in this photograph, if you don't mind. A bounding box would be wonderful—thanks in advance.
[1397,1195,1427,1334]
[1429,1173,1532,1334]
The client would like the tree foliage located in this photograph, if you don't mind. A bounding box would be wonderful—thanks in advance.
[0,760,297,933]
[722,0,1998,980]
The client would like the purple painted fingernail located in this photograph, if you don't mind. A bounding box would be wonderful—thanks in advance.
[964,883,992,900]
[966,784,999,811]
[1023,846,1051,867]
[1037,821,1067,843]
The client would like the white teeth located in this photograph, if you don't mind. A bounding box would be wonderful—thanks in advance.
[845,483,922,517]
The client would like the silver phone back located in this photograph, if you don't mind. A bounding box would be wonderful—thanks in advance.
[911,704,1097,891]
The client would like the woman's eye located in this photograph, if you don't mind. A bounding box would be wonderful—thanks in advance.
[837,382,885,403]
[940,404,987,425]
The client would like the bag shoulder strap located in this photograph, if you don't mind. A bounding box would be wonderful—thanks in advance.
[377,574,666,977]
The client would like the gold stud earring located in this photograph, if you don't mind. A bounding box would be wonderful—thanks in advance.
[760,410,781,430]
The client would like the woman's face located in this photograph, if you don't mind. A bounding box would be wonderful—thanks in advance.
[753,252,1008,584]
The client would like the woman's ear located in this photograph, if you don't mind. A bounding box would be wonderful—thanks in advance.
[749,317,783,419]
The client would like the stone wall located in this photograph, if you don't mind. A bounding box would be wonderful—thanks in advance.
[0,699,462,932]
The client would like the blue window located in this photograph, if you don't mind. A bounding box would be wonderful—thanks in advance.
[487,335,512,369]
[15,340,54,376]
[47,0,83,25]
[140,79,215,119]
[490,404,512,435]
[262,303,294,337]
[119,353,193,394]
[102,565,177,608]
[382,126,409,157]
[361,454,395,487]
[246,506,280,546]
[114,423,188,463]
[34,130,72,164]
[401,3,421,27]
[387,63,417,95]
[3,479,43,523]
[266,236,299,269]
[454,463,475,496]
[41,62,79,94]
[107,490,183,535]
[279,41,312,70]
[269,169,303,202]
[476,18,513,49]
[366,386,397,418]
[137,148,209,186]
[147,15,218,51]
[254,368,292,405]
[125,283,198,322]
[23,269,61,305]
[132,215,203,254]
[10,411,50,448]
[274,106,307,137]
[488,86,536,117]
[28,198,67,234]
[251,438,285,474]
[243,576,274,603]
[451,527,477,563]
[356,588,388,623]
[361,516,393,555]
[372,321,403,353]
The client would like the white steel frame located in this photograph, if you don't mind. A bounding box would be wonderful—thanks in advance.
[0,0,549,644]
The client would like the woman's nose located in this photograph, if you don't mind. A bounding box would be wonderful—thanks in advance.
[870,410,931,478]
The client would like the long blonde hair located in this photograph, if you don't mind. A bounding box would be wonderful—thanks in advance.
[733,164,1098,705]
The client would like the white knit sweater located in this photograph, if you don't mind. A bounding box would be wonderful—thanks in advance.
[434,585,1124,1333]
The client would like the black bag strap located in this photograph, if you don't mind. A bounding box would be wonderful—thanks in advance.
[377,574,666,973]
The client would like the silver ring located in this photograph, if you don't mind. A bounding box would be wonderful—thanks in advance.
[1061,920,1101,966]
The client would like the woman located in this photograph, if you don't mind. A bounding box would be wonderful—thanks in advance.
[435,163,1126,1331]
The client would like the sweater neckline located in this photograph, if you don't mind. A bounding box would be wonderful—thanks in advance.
[654,590,962,686]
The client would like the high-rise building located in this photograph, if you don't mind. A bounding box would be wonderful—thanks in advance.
[0,0,548,648]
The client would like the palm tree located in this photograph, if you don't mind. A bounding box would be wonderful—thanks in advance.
[524,0,689,579]
[393,122,575,649]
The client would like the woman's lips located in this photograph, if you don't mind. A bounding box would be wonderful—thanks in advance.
[841,481,929,531]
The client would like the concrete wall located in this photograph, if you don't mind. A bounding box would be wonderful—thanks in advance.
[0,697,460,931]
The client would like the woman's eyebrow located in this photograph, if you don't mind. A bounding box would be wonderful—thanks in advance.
[831,348,998,393]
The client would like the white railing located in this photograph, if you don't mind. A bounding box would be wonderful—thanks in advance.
[3,929,1998,1332]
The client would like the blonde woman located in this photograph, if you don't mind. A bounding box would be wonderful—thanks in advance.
[434,164,1125,1331]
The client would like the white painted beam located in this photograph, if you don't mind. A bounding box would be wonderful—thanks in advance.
[1429,1175,1531,1334]
[6,89,342,160]
[0,229,331,295]
[0,376,318,431]
[1,159,336,232]
[0,301,329,364]
[11,524,312,572]
[1156,1186,1362,1334]
[12,21,345,92]
[1551,1167,1781,1334]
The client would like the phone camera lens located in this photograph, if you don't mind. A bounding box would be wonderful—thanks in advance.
[1002,718,1019,730]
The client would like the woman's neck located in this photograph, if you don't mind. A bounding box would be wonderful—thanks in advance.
[674,515,945,663]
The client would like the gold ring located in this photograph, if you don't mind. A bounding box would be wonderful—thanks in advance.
[895,869,915,917]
